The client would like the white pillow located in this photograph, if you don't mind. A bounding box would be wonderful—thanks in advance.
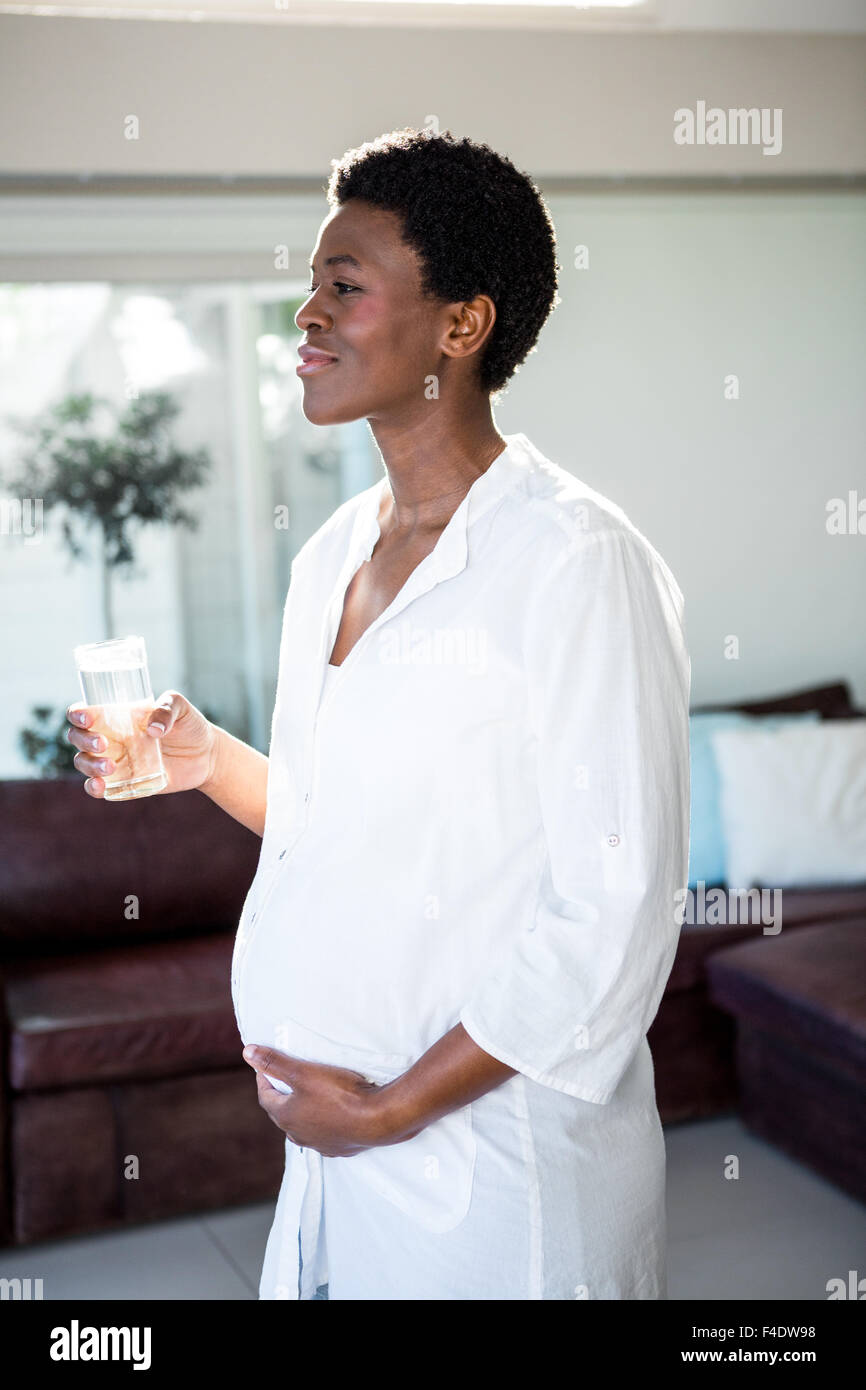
[710,719,866,888]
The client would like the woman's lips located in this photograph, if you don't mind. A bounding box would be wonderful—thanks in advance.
[296,356,338,377]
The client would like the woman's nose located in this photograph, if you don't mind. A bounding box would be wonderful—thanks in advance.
[295,290,332,334]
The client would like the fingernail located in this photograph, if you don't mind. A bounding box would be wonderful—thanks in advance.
[97,759,112,773]
[243,1046,256,1060]
[148,722,165,736]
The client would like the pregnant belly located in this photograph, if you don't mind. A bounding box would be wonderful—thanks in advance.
[234,877,474,1068]
[234,906,422,1084]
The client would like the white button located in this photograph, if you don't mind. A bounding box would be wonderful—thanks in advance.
[606,834,621,847]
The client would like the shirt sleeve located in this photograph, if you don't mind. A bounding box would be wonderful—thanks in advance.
[459,524,691,1104]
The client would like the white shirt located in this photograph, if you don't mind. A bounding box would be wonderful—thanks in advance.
[231,431,691,1300]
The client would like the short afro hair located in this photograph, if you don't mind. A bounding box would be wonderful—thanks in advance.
[326,128,560,395]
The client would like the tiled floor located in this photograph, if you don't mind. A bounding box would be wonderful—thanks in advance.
[3,1115,863,1300]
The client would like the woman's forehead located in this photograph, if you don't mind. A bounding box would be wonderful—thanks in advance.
[312,202,418,279]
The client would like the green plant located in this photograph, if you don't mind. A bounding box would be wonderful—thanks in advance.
[18,706,78,778]
[5,390,211,637]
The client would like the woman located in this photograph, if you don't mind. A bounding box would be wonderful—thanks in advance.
[67,129,691,1301]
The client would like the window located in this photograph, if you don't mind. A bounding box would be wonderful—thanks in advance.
[0,196,379,773]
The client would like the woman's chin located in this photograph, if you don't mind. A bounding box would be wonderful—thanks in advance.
[300,390,364,428]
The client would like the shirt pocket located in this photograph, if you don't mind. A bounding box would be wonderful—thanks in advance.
[272,1015,477,1235]
[349,1105,477,1235]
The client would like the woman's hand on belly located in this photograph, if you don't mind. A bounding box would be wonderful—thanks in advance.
[242,1044,423,1157]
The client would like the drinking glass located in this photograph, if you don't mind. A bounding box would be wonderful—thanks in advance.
[73,635,167,801]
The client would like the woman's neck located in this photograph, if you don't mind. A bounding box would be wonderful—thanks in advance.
[369,402,506,535]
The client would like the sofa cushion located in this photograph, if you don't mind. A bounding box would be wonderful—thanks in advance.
[10,1087,120,1243]
[687,710,819,889]
[11,1068,285,1245]
[705,920,866,1084]
[668,884,866,992]
[711,720,866,888]
[4,933,243,1091]
[0,778,261,953]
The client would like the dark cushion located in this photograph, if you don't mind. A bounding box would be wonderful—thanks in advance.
[706,920,866,1084]
[4,933,243,1091]
[691,679,856,720]
[669,885,866,992]
[11,1068,284,1245]
[0,778,261,952]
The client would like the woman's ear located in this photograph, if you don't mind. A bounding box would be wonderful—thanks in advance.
[440,295,497,365]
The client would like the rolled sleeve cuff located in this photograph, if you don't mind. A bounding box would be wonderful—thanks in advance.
[458,1006,616,1106]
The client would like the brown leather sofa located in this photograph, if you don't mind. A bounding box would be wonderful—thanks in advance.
[707,920,866,1204]
[649,881,866,1122]
[1,680,863,1246]
[0,782,285,1246]
[649,679,866,1122]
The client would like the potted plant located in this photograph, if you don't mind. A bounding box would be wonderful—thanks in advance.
[5,389,211,637]
[6,388,213,776]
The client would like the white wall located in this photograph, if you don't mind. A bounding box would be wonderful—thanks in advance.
[495,190,866,708]
[0,17,864,178]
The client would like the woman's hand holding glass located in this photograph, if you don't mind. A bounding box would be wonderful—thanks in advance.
[66,691,219,799]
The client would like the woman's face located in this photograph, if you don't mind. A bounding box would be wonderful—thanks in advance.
[295,199,467,427]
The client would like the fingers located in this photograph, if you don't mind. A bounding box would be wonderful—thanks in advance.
[255,1073,296,1139]
[71,748,115,781]
[246,1046,277,1075]
[256,1071,287,1099]
[66,703,98,732]
[146,690,182,739]
[243,1045,305,1088]
[66,705,112,795]
[67,722,108,756]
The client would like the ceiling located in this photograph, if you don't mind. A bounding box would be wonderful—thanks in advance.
[0,0,863,32]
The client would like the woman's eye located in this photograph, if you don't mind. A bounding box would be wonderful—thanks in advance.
[306,281,359,296]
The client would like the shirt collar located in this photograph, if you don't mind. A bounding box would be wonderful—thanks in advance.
[353,432,535,582]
